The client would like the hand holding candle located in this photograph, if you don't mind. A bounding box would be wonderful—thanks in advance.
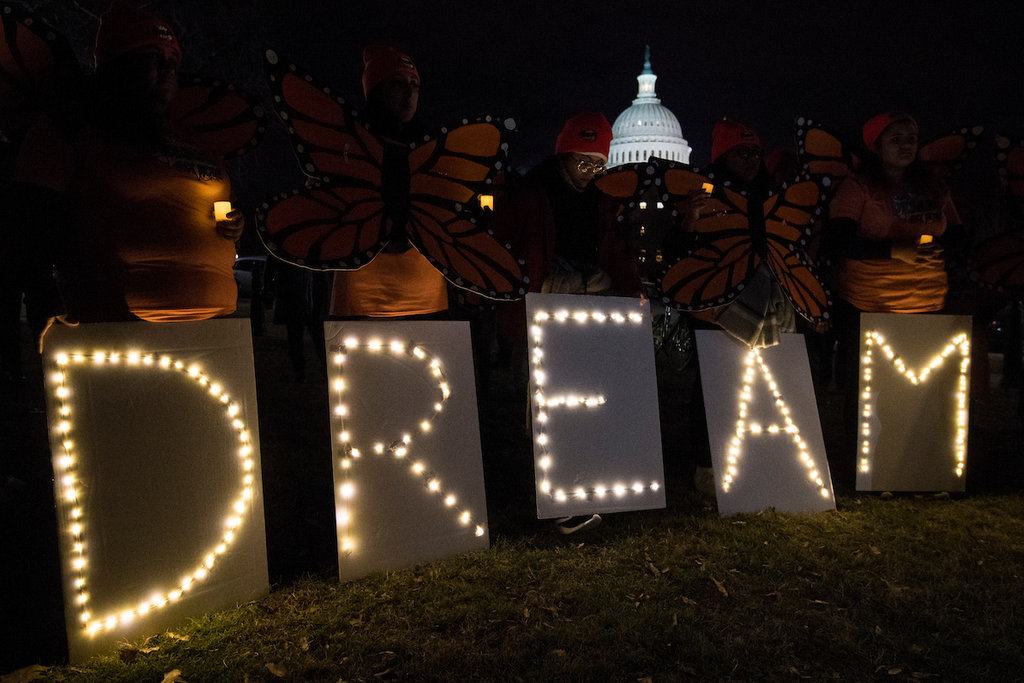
[214,201,244,241]
[214,201,233,222]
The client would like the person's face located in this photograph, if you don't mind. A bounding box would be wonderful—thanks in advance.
[376,72,420,124]
[125,45,179,112]
[722,144,762,184]
[561,152,606,190]
[876,121,918,171]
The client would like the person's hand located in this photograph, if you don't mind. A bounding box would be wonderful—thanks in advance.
[891,241,944,267]
[216,209,245,241]
[678,190,709,231]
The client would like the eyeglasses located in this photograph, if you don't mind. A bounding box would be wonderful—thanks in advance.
[732,147,762,161]
[576,158,607,175]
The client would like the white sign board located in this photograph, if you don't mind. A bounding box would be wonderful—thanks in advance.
[856,313,971,492]
[524,293,665,518]
[323,321,489,581]
[43,319,269,664]
[696,331,835,516]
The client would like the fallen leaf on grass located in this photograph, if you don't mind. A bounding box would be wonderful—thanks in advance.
[265,662,286,678]
[165,632,190,642]
[711,577,728,597]
[647,562,666,576]
[160,670,187,683]
[870,546,881,555]
[681,596,697,606]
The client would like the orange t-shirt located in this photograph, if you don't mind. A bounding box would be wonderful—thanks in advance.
[828,175,959,313]
[328,247,448,317]
[14,121,237,322]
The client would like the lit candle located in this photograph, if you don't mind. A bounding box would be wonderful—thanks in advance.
[214,201,233,222]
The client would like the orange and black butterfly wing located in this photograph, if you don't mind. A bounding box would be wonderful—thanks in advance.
[971,230,1024,291]
[918,125,984,182]
[166,74,266,159]
[0,3,81,168]
[761,180,831,323]
[593,162,646,205]
[263,48,385,184]
[795,116,858,192]
[256,49,389,268]
[256,183,389,269]
[404,116,525,299]
[654,166,759,310]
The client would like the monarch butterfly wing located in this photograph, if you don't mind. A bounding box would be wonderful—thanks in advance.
[264,48,384,183]
[761,180,831,323]
[0,4,81,143]
[404,115,525,299]
[918,125,984,182]
[971,231,1024,291]
[794,116,855,191]
[407,202,526,299]
[996,135,1024,209]
[255,183,389,270]
[166,74,266,159]
[593,163,645,204]
[658,187,758,310]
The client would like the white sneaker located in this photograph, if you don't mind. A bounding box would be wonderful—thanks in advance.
[554,514,602,534]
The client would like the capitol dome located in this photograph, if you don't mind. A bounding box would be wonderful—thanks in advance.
[608,47,691,168]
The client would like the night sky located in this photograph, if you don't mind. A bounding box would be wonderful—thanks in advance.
[19,0,1024,183]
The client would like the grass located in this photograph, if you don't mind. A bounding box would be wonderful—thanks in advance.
[28,493,1024,682]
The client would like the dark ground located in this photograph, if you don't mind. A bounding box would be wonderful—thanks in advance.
[2,302,1022,674]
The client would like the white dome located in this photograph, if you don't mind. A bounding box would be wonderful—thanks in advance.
[608,47,691,168]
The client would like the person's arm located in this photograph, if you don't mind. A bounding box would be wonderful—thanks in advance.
[822,216,893,261]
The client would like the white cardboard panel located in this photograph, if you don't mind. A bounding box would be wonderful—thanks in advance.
[856,313,971,492]
[524,293,665,518]
[43,319,269,663]
[696,331,835,516]
[323,321,489,582]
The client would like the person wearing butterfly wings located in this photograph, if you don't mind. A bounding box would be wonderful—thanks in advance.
[7,4,244,346]
[667,120,801,347]
[823,112,964,487]
[326,46,450,320]
[490,112,641,534]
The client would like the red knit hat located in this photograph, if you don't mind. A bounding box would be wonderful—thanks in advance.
[554,112,613,161]
[862,111,918,150]
[362,45,419,99]
[711,120,761,162]
[94,4,181,68]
